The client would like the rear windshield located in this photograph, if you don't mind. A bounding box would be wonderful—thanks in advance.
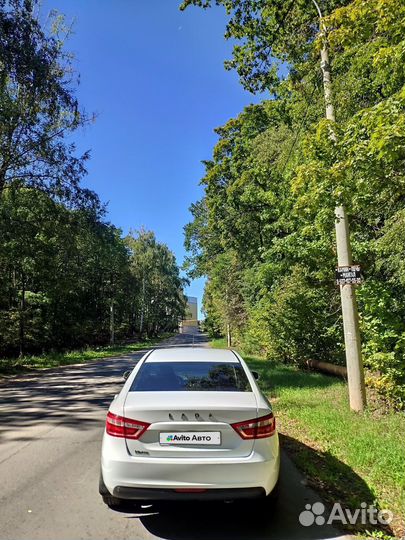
[130,361,251,392]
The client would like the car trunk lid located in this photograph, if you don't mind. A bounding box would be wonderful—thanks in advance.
[124,391,258,458]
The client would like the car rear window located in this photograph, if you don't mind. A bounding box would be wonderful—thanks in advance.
[130,361,251,392]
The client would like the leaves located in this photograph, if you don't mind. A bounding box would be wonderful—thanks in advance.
[0,190,186,355]
[183,0,405,407]
[0,1,187,356]
[0,0,98,208]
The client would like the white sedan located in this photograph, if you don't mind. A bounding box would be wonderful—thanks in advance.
[99,347,280,508]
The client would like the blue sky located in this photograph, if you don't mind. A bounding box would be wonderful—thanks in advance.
[41,0,262,317]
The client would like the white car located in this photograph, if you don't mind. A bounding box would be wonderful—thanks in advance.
[99,347,280,508]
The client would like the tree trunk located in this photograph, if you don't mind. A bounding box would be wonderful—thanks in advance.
[19,273,25,358]
[0,168,7,197]
[227,323,232,348]
[139,276,145,335]
[109,297,115,345]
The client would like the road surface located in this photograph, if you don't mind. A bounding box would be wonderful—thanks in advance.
[0,329,349,540]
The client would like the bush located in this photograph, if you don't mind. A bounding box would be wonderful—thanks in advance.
[358,281,405,408]
[243,266,344,365]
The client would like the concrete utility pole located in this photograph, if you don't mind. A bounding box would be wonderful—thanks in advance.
[311,0,366,411]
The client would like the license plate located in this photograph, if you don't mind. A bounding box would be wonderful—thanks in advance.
[159,431,221,445]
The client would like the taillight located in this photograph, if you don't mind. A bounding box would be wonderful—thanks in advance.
[106,412,150,440]
[231,413,276,439]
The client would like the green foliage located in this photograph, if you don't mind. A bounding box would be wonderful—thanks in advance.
[181,0,352,94]
[0,335,174,375]
[0,2,186,358]
[245,266,344,364]
[183,0,405,407]
[0,189,186,357]
[0,0,98,209]
[357,282,405,409]
[201,251,247,341]
[125,229,187,338]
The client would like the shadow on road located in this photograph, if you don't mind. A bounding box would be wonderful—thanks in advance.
[1,330,385,539]
[135,501,341,540]
[106,435,386,540]
[280,434,394,538]
[0,331,209,441]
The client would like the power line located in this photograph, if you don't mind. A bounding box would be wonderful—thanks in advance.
[280,79,320,176]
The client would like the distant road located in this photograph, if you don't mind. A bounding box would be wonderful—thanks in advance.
[0,331,349,540]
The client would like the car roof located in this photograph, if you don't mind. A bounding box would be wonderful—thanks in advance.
[145,347,240,363]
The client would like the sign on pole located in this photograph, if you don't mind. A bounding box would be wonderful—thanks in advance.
[335,265,363,286]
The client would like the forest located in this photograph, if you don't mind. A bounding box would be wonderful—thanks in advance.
[183,0,405,408]
[0,0,186,358]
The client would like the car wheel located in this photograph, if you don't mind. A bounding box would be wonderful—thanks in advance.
[242,481,280,519]
[99,471,145,512]
[267,478,280,502]
[101,493,126,509]
[99,471,125,509]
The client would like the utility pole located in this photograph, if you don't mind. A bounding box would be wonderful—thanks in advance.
[311,0,366,411]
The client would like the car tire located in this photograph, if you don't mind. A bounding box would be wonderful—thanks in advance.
[102,493,125,509]
[99,471,126,510]
[267,478,280,502]
[242,480,279,519]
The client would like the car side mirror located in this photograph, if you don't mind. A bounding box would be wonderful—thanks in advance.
[252,370,260,381]
[123,370,131,381]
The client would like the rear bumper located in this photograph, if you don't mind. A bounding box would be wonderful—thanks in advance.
[113,486,266,501]
[101,431,280,500]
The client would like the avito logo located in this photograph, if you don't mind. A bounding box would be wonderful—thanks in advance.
[299,502,393,527]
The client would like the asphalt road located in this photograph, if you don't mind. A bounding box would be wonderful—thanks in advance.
[0,330,350,540]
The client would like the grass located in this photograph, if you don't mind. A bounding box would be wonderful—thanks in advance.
[211,338,405,538]
[0,333,173,376]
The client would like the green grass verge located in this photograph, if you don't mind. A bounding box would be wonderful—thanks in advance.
[211,338,404,538]
[209,337,229,349]
[0,333,174,376]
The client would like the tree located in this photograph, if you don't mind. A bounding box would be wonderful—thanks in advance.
[180,0,351,94]
[182,0,405,407]
[0,0,98,209]
[0,1,188,360]
[126,230,187,337]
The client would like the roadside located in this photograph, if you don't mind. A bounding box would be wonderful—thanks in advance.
[210,338,405,539]
[0,333,174,379]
